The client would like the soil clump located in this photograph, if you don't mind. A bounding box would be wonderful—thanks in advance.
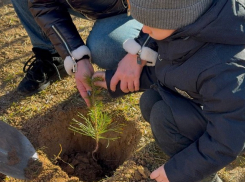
[7,148,19,166]
[24,158,43,180]
[59,151,113,182]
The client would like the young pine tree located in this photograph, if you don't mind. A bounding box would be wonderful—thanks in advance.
[69,76,123,161]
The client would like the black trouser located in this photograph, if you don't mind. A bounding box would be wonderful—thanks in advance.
[140,88,208,157]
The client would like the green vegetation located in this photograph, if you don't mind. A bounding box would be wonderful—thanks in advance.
[69,77,123,160]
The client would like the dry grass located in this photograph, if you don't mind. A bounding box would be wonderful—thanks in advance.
[0,2,244,182]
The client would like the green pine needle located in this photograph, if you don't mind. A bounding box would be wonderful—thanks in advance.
[69,103,123,141]
[69,76,123,160]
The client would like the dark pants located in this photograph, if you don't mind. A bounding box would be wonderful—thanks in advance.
[140,88,208,157]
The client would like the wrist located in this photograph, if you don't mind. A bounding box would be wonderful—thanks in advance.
[64,45,91,75]
[141,59,147,66]
[136,51,147,67]
[76,55,90,63]
[123,38,158,66]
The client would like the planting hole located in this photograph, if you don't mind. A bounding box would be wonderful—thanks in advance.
[32,107,142,181]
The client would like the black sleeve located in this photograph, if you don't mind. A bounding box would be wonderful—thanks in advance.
[28,0,84,59]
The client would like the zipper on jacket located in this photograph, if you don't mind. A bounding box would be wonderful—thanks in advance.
[65,0,77,12]
[31,2,55,6]
[137,35,151,64]
[65,0,93,20]
[142,36,150,47]
[122,0,127,8]
[52,25,77,73]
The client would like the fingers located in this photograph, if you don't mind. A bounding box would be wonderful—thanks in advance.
[75,60,95,107]
[76,81,91,107]
[75,76,92,107]
[93,71,107,89]
[93,80,107,89]
[108,53,143,93]
[128,80,140,92]
[134,80,140,91]
[120,80,140,93]
[111,73,141,93]
[150,169,160,180]
[110,75,120,92]
[150,165,169,182]
[93,71,105,79]
[127,81,135,92]
[120,80,129,93]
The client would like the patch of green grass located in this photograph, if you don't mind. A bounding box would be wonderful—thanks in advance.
[3,73,17,82]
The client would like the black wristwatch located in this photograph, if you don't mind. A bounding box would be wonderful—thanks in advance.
[76,55,90,63]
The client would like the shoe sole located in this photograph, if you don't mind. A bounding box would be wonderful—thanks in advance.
[17,68,68,96]
[17,81,51,96]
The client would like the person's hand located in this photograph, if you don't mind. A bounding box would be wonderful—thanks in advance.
[150,165,169,182]
[93,71,107,89]
[75,59,94,107]
[110,53,146,93]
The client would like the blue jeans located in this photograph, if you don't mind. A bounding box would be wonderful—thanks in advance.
[11,0,142,69]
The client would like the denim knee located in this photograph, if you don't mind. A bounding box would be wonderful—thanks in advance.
[87,14,142,69]
[11,0,26,6]
[11,0,55,50]
[87,35,125,69]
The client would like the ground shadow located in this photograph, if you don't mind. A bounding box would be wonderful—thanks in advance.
[0,0,11,8]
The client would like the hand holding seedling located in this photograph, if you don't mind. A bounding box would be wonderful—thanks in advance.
[93,71,107,89]
[150,165,169,182]
[69,76,123,161]
[75,59,94,107]
[110,53,146,93]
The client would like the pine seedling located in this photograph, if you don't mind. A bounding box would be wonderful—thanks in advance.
[84,75,100,107]
[69,76,123,160]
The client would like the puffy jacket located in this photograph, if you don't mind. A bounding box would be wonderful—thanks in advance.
[106,0,245,181]
[28,0,127,74]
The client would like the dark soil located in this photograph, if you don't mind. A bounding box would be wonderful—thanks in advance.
[14,105,142,181]
[24,158,43,180]
[58,151,113,182]
[7,148,19,166]
[0,173,6,181]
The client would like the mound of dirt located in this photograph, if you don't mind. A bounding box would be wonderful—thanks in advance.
[24,158,43,180]
[58,151,109,182]
[10,104,143,182]
[7,148,20,166]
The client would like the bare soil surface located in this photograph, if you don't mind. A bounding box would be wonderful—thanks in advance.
[7,148,20,166]
[0,2,244,182]
[24,158,43,180]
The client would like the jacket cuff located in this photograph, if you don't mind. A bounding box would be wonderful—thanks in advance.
[123,39,157,66]
[123,38,141,55]
[64,45,91,75]
[141,47,158,66]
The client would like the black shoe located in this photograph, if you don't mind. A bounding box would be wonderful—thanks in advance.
[17,48,64,95]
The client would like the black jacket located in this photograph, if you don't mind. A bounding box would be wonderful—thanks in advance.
[28,0,127,59]
[106,0,245,181]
